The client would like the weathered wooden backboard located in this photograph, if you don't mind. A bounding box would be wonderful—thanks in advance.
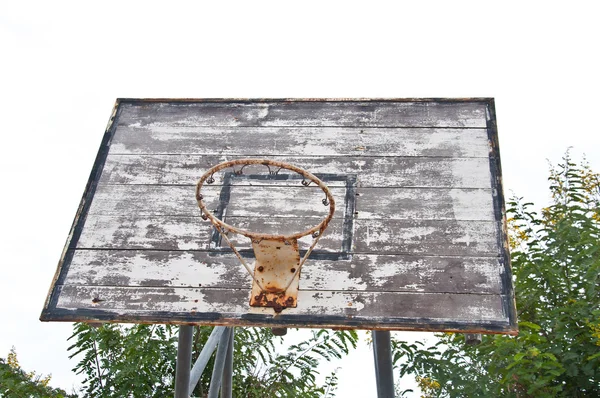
[41,98,517,334]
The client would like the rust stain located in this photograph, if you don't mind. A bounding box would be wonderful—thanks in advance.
[250,291,295,313]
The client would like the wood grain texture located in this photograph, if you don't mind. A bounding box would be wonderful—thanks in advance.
[109,127,490,157]
[41,99,516,333]
[87,185,494,221]
[53,285,509,332]
[64,250,503,294]
[116,101,488,128]
[99,155,493,188]
[77,216,500,256]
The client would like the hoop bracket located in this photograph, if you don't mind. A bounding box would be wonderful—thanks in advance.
[249,238,300,312]
[196,159,335,313]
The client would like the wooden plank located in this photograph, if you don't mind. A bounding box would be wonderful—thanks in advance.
[77,216,500,256]
[88,185,494,221]
[77,215,213,251]
[117,101,488,128]
[63,250,503,294]
[109,126,489,157]
[354,188,494,221]
[87,185,341,218]
[350,219,499,256]
[53,285,508,329]
[99,155,493,188]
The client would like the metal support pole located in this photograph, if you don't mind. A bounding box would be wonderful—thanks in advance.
[221,328,235,398]
[174,325,194,398]
[188,326,227,393]
[207,327,232,398]
[372,330,395,398]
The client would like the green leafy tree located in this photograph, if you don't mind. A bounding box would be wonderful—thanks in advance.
[68,323,177,397]
[0,347,76,397]
[393,152,600,397]
[68,323,357,397]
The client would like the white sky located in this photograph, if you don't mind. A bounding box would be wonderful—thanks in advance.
[1,1,598,396]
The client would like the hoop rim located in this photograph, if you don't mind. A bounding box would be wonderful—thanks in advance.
[196,159,336,241]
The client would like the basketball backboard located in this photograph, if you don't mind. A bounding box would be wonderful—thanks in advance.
[41,98,517,334]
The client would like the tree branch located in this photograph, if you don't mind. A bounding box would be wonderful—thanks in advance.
[264,334,328,393]
[92,338,104,389]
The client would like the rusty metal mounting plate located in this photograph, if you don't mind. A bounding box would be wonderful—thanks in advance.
[249,239,300,311]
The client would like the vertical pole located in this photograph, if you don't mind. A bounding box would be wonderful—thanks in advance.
[207,327,232,398]
[188,326,227,394]
[174,325,194,398]
[372,330,395,398]
[221,328,235,398]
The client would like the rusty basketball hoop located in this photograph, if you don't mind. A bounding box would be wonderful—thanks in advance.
[196,159,335,313]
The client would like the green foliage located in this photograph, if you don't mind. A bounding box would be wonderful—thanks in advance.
[68,323,358,397]
[229,328,356,397]
[68,323,178,397]
[393,152,600,397]
[0,347,76,398]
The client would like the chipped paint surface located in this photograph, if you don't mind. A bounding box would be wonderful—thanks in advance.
[56,286,505,323]
[100,155,493,188]
[42,99,516,333]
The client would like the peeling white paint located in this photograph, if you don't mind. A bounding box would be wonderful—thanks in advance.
[46,100,513,332]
